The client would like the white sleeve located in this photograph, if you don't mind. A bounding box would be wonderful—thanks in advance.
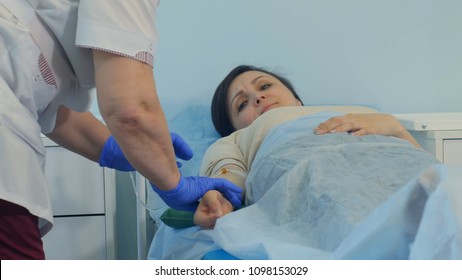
[75,0,160,66]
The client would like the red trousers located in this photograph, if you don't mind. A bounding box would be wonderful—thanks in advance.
[0,199,45,260]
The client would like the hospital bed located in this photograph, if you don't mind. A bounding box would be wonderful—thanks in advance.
[135,104,462,260]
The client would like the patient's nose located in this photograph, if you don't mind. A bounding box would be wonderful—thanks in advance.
[255,95,266,105]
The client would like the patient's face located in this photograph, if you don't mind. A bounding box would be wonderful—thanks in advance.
[227,71,302,130]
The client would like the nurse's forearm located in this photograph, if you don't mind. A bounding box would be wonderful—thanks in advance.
[47,105,110,162]
[93,50,180,191]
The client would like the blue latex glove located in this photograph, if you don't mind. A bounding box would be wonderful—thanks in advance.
[170,132,194,164]
[99,133,193,171]
[98,135,134,171]
[151,176,243,212]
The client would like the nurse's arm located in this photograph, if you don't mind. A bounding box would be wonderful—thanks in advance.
[45,105,110,162]
[92,50,180,191]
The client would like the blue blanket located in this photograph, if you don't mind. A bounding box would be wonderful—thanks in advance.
[149,112,461,259]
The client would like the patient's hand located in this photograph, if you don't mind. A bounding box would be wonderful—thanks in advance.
[314,113,421,148]
[314,113,400,136]
[194,190,234,229]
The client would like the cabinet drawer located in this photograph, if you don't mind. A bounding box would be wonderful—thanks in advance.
[443,139,462,164]
[42,216,108,260]
[45,146,105,216]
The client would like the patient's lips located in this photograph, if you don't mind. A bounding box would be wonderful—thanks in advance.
[262,103,277,114]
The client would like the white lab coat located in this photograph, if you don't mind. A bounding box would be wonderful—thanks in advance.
[0,0,159,236]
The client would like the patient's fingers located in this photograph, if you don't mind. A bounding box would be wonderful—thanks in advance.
[194,204,220,229]
[206,197,224,217]
[194,191,228,229]
[193,212,216,229]
[351,128,368,136]
[315,113,407,139]
[201,191,224,215]
[314,114,375,135]
[314,115,341,134]
[315,115,354,134]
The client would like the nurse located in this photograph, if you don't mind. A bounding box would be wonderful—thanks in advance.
[0,0,242,259]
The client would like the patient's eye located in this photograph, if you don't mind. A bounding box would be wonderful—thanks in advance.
[237,101,248,112]
[260,83,272,91]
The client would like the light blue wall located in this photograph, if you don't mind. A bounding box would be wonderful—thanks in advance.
[152,0,461,118]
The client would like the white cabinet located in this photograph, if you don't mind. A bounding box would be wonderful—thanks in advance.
[41,136,116,260]
[444,139,462,164]
[395,113,462,164]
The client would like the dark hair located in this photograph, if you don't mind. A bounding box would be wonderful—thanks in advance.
[211,65,303,137]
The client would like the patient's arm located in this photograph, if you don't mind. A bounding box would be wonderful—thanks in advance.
[194,190,234,229]
[195,164,246,229]
[314,113,422,148]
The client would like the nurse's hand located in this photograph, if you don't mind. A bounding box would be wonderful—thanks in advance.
[98,135,135,171]
[99,132,193,171]
[194,190,233,229]
[150,176,242,212]
[170,132,193,164]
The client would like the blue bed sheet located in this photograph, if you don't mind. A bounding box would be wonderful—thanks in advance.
[202,250,240,260]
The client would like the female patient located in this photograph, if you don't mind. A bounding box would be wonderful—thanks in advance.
[194,64,430,230]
